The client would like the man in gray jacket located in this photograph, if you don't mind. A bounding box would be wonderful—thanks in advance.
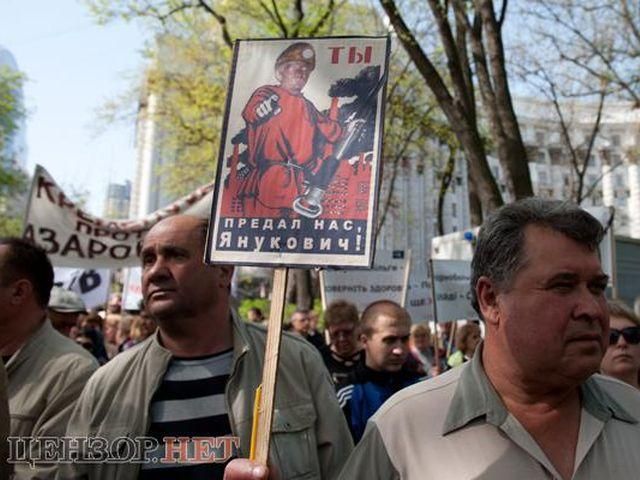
[63,215,352,479]
[0,237,98,479]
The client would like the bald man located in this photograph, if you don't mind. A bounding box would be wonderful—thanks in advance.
[63,215,351,480]
[335,300,423,443]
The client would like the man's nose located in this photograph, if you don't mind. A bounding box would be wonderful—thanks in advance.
[145,257,171,281]
[392,344,406,355]
[573,285,605,322]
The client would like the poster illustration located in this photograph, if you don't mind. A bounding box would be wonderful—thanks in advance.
[207,36,390,268]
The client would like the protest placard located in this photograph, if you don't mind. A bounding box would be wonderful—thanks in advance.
[430,259,478,323]
[53,267,110,310]
[320,249,410,311]
[206,37,390,269]
[121,267,143,311]
[204,36,390,465]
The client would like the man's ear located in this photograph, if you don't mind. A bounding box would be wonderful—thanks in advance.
[359,333,368,346]
[9,279,33,306]
[476,276,500,327]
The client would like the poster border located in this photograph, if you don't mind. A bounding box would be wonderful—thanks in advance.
[205,35,390,270]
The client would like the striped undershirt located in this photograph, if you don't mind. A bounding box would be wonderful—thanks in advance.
[139,348,236,480]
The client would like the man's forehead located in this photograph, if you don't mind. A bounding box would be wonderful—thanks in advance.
[372,313,410,332]
[519,224,604,275]
[143,217,202,246]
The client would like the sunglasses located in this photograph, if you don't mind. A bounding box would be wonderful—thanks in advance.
[609,327,640,345]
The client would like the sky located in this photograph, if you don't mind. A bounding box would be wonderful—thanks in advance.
[0,0,150,215]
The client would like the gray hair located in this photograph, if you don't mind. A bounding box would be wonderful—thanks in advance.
[470,198,604,318]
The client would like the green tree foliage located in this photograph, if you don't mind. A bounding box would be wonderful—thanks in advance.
[87,0,459,308]
[88,0,379,197]
[88,0,452,200]
[0,66,28,237]
[0,65,25,157]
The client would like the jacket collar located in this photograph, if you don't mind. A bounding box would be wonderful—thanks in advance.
[146,309,250,363]
[231,310,252,362]
[442,343,637,436]
[6,318,54,372]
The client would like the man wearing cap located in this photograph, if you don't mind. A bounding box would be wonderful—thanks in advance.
[0,237,97,478]
[238,42,343,216]
[48,286,87,337]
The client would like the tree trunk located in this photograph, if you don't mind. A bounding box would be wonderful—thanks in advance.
[380,0,504,214]
[293,269,313,311]
[467,167,483,226]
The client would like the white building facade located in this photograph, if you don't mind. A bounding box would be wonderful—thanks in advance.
[515,97,640,238]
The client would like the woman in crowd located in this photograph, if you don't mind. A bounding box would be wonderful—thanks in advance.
[447,322,482,368]
[409,323,445,377]
[601,300,640,389]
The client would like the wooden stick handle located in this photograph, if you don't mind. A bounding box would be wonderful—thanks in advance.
[252,267,288,465]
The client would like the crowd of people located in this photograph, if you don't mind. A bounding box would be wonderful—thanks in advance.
[1,197,640,479]
[47,287,157,365]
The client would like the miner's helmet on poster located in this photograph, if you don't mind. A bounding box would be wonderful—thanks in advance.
[206,36,390,269]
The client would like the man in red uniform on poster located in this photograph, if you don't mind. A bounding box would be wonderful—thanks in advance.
[238,42,343,217]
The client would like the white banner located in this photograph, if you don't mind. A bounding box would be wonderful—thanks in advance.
[405,256,433,323]
[53,268,110,310]
[122,267,143,311]
[23,165,214,268]
[321,249,410,313]
[430,259,478,323]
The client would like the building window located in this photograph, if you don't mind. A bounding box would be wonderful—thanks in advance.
[452,203,457,218]
[535,131,545,144]
[537,151,546,163]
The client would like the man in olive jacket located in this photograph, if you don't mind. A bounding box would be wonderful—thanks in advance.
[0,237,97,479]
[62,215,352,479]
[1,361,11,480]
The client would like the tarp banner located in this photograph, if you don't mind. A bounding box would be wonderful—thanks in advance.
[23,165,213,268]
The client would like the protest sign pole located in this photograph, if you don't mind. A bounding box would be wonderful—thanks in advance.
[607,207,618,299]
[428,259,441,374]
[400,249,412,308]
[319,270,328,311]
[250,266,288,465]
[447,321,457,359]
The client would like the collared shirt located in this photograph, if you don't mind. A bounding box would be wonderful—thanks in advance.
[338,344,640,479]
